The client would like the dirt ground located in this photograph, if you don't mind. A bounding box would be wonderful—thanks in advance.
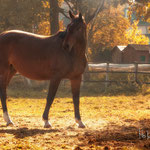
[1,95,150,150]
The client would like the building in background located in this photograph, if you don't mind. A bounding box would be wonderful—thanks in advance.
[111,46,126,63]
[122,44,150,63]
[112,44,150,63]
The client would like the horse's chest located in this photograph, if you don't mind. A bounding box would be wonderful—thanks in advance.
[67,57,87,78]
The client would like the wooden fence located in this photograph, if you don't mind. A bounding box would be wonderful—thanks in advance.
[16,62,150,87]
[84,62,150,88]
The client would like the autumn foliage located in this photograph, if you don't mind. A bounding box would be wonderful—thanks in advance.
[0,0,149,61]
[88,6,149,61]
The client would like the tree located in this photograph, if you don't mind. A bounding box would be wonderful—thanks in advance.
[49,0,59,34]
[0,0,46,33]
[60,0,149,61]
[38,0,64,35]
[0,0,64,35]
[126,21,149,44]
[129,0,150,22]
[87,6,149,61]
[61,0,105,24]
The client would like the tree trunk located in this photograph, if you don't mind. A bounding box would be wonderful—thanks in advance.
[49,0,59,35]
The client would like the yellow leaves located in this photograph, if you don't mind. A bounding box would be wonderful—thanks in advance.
[91,9,130,48]
[37,20,65,36]
[126,21,149,45]
[0,140,43,150]
[42,0,64,9]
[91,8,149,51]
[59,20,65,31]
[1,94,150,149]
[42,0,50,9]
[129,0,150,22]
[88,4,150,61]
[37,21,50,35]
[58,0,64,6]
[88,48,92,56]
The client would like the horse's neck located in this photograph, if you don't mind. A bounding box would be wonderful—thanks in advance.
[69,46,87,76]
[73,41,86,58]
[71,42,87,68]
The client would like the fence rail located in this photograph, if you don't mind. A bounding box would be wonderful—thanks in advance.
[84,62,150,87]
[15,62,150,87]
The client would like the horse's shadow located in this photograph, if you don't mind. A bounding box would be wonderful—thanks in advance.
[0,127,60,138]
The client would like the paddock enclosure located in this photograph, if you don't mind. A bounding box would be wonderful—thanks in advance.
[1,63,150,149]
[1,86,150,149]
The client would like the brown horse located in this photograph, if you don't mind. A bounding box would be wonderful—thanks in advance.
[0,11,87,128]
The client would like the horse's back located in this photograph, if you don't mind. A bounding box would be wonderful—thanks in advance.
[0,30,48,40]
[0,30,71,80]
[0,30,61,57]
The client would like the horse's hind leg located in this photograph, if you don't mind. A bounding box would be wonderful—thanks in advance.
[6,64,16,87]
[0,74,13,126]
[0,65,16,126]
[0,84,13,126]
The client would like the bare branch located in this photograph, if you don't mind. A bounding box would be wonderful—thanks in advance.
[59,8,70,19]
[64,0,74,12]
[86,0,105,24]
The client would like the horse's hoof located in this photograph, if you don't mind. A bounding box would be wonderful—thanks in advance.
[78,123,85,128]
[44,123,52,128]
[44,120,52,128]
[6,121,14,127]
[44,124,52,128]
[75,119,85,128]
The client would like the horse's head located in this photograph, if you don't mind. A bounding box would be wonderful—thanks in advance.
[63,11,87,52]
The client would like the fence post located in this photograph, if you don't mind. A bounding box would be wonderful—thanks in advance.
[105,62,109,90]
[134,62,138,83]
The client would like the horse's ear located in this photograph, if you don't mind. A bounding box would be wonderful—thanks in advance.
[69,10,75,19]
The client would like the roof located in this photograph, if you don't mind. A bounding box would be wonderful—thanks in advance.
[117,46,127,51]
[112,45,126,52]
[128,44,150,51]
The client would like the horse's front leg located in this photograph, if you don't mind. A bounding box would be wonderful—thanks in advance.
[71,76,85,128]
[42,78,61,128]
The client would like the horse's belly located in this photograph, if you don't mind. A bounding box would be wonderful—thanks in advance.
[18,68,52,80]
[11,61,53,80]
[18,69,52,80]
[9,47,72,80]
[11,58,70,80]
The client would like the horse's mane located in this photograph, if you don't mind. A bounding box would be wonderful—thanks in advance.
[57,30,67,39]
